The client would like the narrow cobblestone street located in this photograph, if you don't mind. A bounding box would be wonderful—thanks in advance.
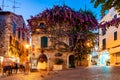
[0,66,120,80]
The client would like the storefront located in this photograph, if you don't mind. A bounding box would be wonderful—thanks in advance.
[30,58,37,70]
[97,51,110,66]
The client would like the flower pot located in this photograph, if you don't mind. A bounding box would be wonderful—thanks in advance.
[53,64,63,71]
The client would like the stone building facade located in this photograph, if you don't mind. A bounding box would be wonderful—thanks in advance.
[29,21,76,70]
[0,11,30,63]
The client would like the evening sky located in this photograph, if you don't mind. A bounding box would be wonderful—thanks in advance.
[0,0,101,24]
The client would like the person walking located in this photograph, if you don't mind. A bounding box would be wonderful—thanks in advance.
[25,59,30,74]
[14,62,18,73]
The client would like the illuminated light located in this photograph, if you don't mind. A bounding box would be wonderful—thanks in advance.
[86,41,92,47]
[11,56,15,62]
[25,44,30,49]
[0,56,4,62]
[36,28,40,32]
[37,61,47,70]
[97,51,110,66]
[95,45,98,51]
[86,42,90,47]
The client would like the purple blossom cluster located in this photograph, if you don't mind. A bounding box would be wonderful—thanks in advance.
[99,17,120,29]
[28,5,120,35]
[28,5,98,31]
[27,5,120,54]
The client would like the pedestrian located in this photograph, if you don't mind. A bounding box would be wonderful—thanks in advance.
[19,63,25,73]
[8,63,12,75]
[14,62,18,73]
[25,59,30,74]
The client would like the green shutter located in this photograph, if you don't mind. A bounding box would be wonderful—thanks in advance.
[41,36,48,48]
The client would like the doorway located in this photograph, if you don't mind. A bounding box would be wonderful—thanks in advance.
[69,55,75,68]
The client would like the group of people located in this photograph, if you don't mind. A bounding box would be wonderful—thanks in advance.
[2,58,31,76]
[2,62,25,75]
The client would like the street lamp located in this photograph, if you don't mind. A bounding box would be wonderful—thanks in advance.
[85,40,93,48]
[86,42,90,47]
[25,44,30,49]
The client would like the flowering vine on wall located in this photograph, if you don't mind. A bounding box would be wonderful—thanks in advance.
[99,17,120,29]
[27,5,120,60]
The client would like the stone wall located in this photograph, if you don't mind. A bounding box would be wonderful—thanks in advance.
[0,13,7,56]
[0,11,29,63]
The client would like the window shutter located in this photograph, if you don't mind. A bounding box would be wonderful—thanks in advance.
[41,36,48,48]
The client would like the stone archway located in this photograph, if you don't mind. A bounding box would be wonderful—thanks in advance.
[69,55,75,68]
[37,53,48,70]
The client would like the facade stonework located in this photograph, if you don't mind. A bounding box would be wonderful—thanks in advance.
[30,21,91,70]
[0,11,30,63]
[31,33,74,70]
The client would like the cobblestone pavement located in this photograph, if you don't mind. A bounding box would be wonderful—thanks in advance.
[0,66,120,80]
[45,66,120,80]
[0,72,44,80]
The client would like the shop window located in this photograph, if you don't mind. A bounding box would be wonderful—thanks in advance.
[114,31,117,40]
[41,36,48,48]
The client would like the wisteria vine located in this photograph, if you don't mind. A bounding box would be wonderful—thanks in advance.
[27,5,120,59]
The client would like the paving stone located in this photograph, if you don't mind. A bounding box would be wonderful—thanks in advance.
[0,66,120,80]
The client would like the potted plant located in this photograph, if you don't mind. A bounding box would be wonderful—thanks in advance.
[53,58,64,70]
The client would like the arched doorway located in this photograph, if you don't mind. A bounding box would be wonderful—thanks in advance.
[69,55,75,68]
[37,53,48,70]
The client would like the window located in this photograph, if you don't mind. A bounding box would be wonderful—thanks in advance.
[102,38,106,50]
[15,40,19,49]
[114,31,117,40]
[39,23,44,28]
[22,32,25,40]
[114,14,117,19]
[69,38,72,46]
[23,23,25,28]
[13,22,16,34]
[102,28,106,35]
[41,36,48,48]
[9,36,12,44]
[18,30,21,39]
[27,37,29,43]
